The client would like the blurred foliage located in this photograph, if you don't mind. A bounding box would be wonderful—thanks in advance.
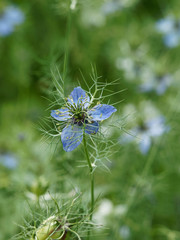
[0,0,180,239]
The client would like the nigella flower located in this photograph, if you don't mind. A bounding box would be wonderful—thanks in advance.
[156,16,180,48]
[51,87,117,152]
[120,116,169,154]
[0,5,24,36]
[101,0,123,15]
[119,225,131,239]
[139,74,172,95]
[0,152,17,169]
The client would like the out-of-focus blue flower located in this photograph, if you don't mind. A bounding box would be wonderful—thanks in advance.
[0,5,24,36]
[120,116,169,154]
[156,17,174,34]
[0,153,18,169]
[163,32,180,48]
[139,74,172,95]
[156,16,180,48]
[51,87,117,152]
[101,0,123,15]
[119,225,131,239]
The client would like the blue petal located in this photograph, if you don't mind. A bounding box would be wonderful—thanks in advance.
[146,116,167,137]
[139,82,154,93]
[61,125,83,152]
[68,87,90,107]
[0,21,13,36]
[101,1,123,15]
[139,135,151,155]
[85,121,99,135]
[51,108,71,121]
[156,17,174,34]
[88,104,117,121]
[4,6,25,25]
[156,75,172,95]
[0,153,17,169]
[163,32,179,48]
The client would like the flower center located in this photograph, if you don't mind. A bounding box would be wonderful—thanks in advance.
[138,122,148,132]
[73,111,87,125]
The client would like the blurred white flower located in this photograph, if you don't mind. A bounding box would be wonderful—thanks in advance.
[93,199,113,225]
[81,9,105,27]
[94,199,129,227]
[114,204,128,216]
[70,0,77,10]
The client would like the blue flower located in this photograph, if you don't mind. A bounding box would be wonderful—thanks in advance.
[163,32,180,48]
[0,153,18,169]
[156,16,180,48]
[139,74,172,95]
[101,0,123,15]
[120,116,169,154]
[0,5,24,36]
[51,87,117,152]
[156,17,174,34]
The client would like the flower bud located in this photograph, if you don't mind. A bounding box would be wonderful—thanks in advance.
[33,216,67,240]
[27,176,49,198]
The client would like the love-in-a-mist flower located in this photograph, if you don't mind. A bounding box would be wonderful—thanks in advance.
[120,116,169,154]
[139,74,172,95]
[0,152,17,169]
[156,16,180,48]
[51,87,117,152]
[101,0,123,15]
[0,5,24,36]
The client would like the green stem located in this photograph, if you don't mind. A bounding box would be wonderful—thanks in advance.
[83,133,94,220]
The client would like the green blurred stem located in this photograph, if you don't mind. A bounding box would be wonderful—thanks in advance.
[83,132,94,222]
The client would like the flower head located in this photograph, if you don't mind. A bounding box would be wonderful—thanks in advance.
[51,87,117,152]
[0,5,24,36]
[0,152,17,169]
[139,74,172,95]
[156,16,180,48]
[121,116,169,154]
[101,0,123,15]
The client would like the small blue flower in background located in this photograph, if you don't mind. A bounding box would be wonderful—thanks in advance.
[120,116,169,154]
[101,0,123,15]
[156,17,174,34]
[156,16,180,48]
[139,74,172,95]
[51,87,117,152]
[0,153,18,169]
[163,32,180,48]
[0,5,24,36]
[119,225,131,239]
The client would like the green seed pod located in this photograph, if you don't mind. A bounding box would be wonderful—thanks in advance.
[34,216,66,240]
